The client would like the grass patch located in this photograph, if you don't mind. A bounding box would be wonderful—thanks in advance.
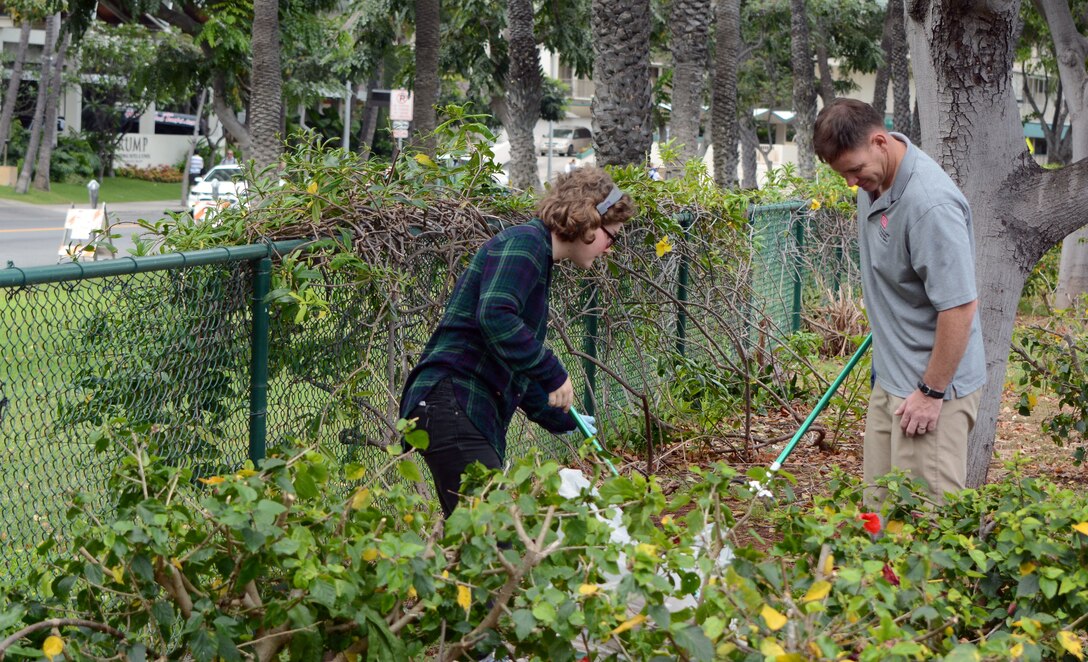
[0,177,180,205]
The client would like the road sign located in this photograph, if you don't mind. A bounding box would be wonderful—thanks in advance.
[390,89,414,121]
[392,119,410,139]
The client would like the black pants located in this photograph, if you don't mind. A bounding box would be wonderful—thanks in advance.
[406,379,501,518]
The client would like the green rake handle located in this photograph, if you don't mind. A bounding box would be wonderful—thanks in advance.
[570,406,620,477]
[769,333,872,473]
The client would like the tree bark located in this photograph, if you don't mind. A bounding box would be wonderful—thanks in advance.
[905,0,1088,487]
[0,21,32,163]
[813,29,836,106]
[358,65,384,158]
[670,0,712,165]
[789,0,816,178]
[34,32,70,191]
[16,13,58,195]
[412,0,441,155]
[249,0,284,170]
[739,115,758,188]
[503,0,542,191]
[591,0,653,167]
[712,0,741,187]
[888,0,911,134]
[872,2,895,117]
[1038,0,1088,308]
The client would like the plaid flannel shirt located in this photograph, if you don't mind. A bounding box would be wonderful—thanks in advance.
[398,219,576,458]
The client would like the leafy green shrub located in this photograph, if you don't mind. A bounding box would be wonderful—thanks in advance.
[115,163,184,183]
[49,133,100,183]
[2,424,1085,661]
[1012,306,1088,464]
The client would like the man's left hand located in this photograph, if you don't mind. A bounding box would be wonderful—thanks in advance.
[895,391,943,436]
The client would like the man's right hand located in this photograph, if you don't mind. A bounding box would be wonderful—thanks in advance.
[548,377,574,412]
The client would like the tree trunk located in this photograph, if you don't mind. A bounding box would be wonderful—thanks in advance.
[888,0,911,134]
[1039,0,1088,308]
[872,2,896,117]
[905,0,1088,487]
[789,0,816,178]
[503,0,542,191]
[739,115,758,188]
[358,65,384,158]
[0,21,32,163]
[249,0,283,170]
[16,13,59,195]
[591,0,654,167]
[670,0,711,165]
[412,0,441,155]
[711,0,741,187]
[34,32,70,192]
[813,29,836,106]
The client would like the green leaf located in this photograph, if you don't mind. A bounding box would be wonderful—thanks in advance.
[672,624,715,662]
[397,459,424,483]
[512,609,536,640]
[531,601,557,624]
[0,605,26,631]
[404,428,429,451]
[190,628,216,662]
[310,579,338,608]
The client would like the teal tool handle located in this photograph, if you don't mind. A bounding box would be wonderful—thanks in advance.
[769,333,872,472]
[570,406,620,476]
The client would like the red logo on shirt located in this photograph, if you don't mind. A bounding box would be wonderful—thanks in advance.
[880,214,888,229]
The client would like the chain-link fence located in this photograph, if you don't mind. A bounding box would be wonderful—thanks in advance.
[0,201,858,576]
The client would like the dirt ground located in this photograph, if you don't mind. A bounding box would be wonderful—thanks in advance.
[601,380,1087,546]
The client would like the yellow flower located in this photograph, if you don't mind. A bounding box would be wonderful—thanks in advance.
[660,515,672,526]
[809,198,822,210]
[655,236,673,258]
[456,584,472,613]
[849,185,859,193]
[1072,522,1088,535]
[198,476,225,486]
[42,636,64,660]
[403,513,414,524]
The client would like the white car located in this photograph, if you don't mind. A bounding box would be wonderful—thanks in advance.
[187,164,247,218]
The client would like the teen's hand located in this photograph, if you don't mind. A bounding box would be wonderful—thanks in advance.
[548,377,574,411]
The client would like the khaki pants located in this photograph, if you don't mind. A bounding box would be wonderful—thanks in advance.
[863,383,981,506]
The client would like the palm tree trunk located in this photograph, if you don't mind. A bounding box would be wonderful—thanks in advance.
[180,88,208,205]
[0,21,32,163]
[504,0,542,191]
[740,116,758,188]
[711,0,741,187]
[592,0,653,166]
[887,0,911,134]
[670,0,711,166]
[249,0,284,169]
[34,32,70,191]
[16,13,59,195]
[412,0,441,155]
[789,0,816,178]
[358,65,384,158]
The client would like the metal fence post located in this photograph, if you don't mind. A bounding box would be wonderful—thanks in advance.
[581,288,598,416]
[249,256,272,464]
[676,210,693,357]
[791,210,805,333]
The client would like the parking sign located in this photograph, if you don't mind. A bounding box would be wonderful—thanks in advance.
[390,89,414,121]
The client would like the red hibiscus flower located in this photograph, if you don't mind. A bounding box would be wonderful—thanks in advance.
[858,512,881,535]
[882,562,900,586]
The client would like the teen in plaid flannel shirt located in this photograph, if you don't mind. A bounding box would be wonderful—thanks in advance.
[400,167,635,517]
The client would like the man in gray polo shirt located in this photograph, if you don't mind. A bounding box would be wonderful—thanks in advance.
[813,98,985,505]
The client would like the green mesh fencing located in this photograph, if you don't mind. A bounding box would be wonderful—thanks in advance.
[0,201,858,577]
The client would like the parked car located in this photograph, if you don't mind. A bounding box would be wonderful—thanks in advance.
[539,125,593,156]
[187,164,247,217]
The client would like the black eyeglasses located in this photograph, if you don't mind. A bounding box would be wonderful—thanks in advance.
[601,226,618,248]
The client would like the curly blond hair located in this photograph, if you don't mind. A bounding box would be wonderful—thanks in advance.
[537,166,635,243]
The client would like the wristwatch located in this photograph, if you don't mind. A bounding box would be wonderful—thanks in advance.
[917,380,945,399]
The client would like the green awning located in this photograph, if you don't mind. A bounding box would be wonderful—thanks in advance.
[1024,120,1069,140]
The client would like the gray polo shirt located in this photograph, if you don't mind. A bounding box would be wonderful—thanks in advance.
[857,133,985,399]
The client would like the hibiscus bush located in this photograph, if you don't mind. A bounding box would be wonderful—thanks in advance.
[0,422,1085,661]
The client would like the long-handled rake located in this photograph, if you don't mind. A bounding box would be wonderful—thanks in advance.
[757,333,872,492]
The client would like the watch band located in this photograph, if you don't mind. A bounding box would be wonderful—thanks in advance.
[917,380,945,399]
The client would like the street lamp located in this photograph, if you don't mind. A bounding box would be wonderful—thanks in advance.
[87,179,100,208]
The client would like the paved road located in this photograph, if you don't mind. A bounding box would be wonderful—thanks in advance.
[0,199,184,269]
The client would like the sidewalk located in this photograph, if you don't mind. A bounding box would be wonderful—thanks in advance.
[0,197,183,216]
